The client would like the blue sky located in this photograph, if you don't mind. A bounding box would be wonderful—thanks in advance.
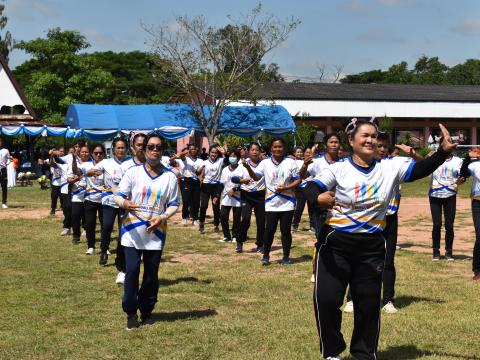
[4,0,480,79]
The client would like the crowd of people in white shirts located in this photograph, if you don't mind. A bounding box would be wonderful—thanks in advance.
[4,118,480,358]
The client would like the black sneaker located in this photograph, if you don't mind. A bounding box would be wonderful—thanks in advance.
[291,226,298,233]
[99,252,108,266]
[445,252,454,261]
[281,257,292,265]
[141,313,154,326]
[261,256,270,266]
[49,209,55,216]
[213,226,220,234]
[126,314,139,330]
[72,236,80,245]
[199,222,205,234]
[235,242,243,253]
[432,250,440,262]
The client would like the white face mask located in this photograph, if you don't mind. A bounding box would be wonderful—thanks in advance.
[229,157,238,165]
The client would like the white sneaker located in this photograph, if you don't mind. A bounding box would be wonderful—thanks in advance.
[310,274,315,283]
[343,301,354,313]
[2,203,8,209]
[115,271,126,285]
[193,220,199,226]
[181,219,187,226]
[232,238,237,243]
[382,301,398,314]
[81,230,86,236]
[107,250,111,255]
[86,248,95,255]
[60,228,70,236]
[326,356,342,360]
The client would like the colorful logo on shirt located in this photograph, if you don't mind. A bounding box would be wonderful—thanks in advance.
[135,186,164,214]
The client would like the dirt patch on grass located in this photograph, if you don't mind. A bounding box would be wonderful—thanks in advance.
[1,208,54,219]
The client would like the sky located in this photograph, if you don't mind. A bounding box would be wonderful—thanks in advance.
[4,0,480,80]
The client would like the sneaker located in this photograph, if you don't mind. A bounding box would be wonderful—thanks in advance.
[432,255,440,262]
[192,220,199,226]
[326,356,342,360]
[126,314,139,330]
[115,271,126,285]
[256,246,264,254]
[309,227,316,233]
[81,230,86,237]
[343,301,354,313]
[49,209,55,215]
[99,252,108,266]
[107,250,111,255]
[71,236,80,244]
[60,228,70,236]
[85,248,95,255]
[141,313,154,326]
[291,226,298,233]
[281,257,292,265]
[213,226,220,234]
[219,237,231,243]
[310,274,315,283]
[382,301,398,314]
[473,272,480,281]
[199,222,205,234]
[261,256,270,266]
[182,218,187,226]
[235,242,243,253]
[232,238,237,243]
[2,203,7,209]
[445,253,454,261]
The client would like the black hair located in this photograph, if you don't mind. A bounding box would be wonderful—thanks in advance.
[112,137,128,149]
[293,146,304,153]
[324,133,340,143]
[188,143,197,150]
[91,143,106,155]
[75,139,86,147]
[227,148,241,158]
[143,133,165,150]
[377,132,390,143]
[269,137,286,149]
[131,132,146,145]
[249,142,261,150]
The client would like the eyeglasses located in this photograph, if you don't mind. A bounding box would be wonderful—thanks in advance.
[93,152,104,155]
[146,144,162,151]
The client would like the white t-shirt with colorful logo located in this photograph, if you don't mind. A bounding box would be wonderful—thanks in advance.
[94,158,125,208]
[115,164,179,250]
[429,156,463,198]
[313,156,414,233]
[253,157,300,212]
[220,165,244,207]
[240,159,265,192]
[201,158,224,184]
[80,161,104,203]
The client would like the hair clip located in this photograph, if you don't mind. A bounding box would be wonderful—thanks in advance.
[345,118,358,133]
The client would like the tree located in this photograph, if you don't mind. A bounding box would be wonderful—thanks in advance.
[412,56,447,84]
[14,28,114,122]
[145,4,299,145]
[0,1,13,62]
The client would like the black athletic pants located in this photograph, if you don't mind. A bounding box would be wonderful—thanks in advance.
[100,205,125,272]
[71,201,85,238]
[313,226,385,360]
[0,168,7,204]
[263,210,294,259]
[220,205,242,240]
[181,178,200,221]
[471,200,480,273]
[238,190,265,246]
[429,195,456,255]
[84,200,103,249]
[61,186,72,229]
[293,187,314,229]
[123,247,163,316]
[50,185,63,212]
[199,183,222,226]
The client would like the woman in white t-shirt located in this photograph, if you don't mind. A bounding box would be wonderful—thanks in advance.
[305,119,456,360]
[219,149,244,246]
[89,138,128,274]
[69,145,90,244]
[114,134,179,330]
[243,138,301,265]
[80,144,106,255]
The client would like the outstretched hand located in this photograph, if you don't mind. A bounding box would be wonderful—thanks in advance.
[439,123,457,153]
[468,148,480,158]
[394,144,416,157]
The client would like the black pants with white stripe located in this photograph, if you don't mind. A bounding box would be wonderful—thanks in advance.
[313,226,385,360]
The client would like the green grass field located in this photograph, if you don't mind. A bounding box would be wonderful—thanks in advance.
[1,186,479,360]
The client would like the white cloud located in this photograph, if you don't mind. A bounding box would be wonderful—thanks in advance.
[451,18,480,36]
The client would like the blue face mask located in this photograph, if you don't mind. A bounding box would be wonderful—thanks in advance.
[229,157,238,165]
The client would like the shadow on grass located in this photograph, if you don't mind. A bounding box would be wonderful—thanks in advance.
[289,254,313,264]
[394,295,444,309]
[152,308,217,322]
[375,345,480,360]
[159,276,211,286]
[451,254,472,260]
[398,242,430,250]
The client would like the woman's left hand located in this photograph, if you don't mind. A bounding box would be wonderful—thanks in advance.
[146,215,167,233]
[275,184,286,192]
[439,123,457,153]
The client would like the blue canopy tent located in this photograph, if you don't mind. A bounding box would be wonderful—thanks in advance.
[63,103,295,141]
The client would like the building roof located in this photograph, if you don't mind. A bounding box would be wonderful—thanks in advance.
[255,82,480,103]
[0,53,36,123]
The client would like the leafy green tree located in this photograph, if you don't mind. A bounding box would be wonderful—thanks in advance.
[412,56,448,84]
[14,28,114,122]
[0,1,13,62]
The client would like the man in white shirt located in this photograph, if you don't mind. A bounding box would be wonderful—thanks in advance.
[0,138,11,208]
